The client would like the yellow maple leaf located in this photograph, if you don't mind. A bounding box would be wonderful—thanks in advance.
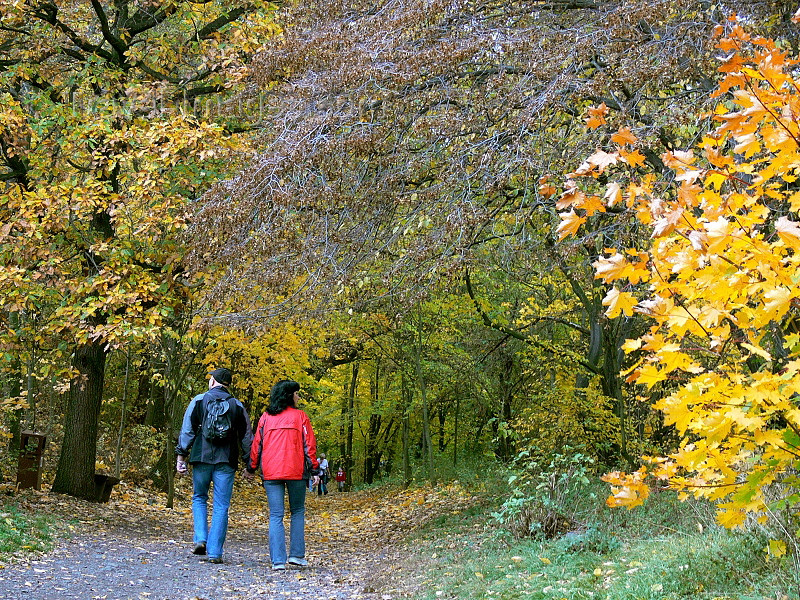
[788,191,800,212]
[621,338,643,352]
[768,539,787,558]
[704,170,729,190]
[634,363,665,388]
[733,132,761,157]
[662,149,695,168]
[775,216,800,250]
[602,467,650,508]
[704,217,733,253]
[594,252,631,282]
[762,286,792,322]
[716,506,746,528]
[602,287,637,318]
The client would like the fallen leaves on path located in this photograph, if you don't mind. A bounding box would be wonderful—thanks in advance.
[0,477,484,599]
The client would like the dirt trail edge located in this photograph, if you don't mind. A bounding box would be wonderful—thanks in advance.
[0,479,480,600]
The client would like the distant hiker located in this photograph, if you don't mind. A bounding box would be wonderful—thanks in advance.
[335,468,346,492]
[317,453,329,496]
[248,380,320,571]
[175,367,254,564]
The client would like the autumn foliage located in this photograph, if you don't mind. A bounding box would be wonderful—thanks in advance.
[561,21,800,528]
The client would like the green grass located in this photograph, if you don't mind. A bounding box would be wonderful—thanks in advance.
[0,504,58,557]
[401,484,800,600]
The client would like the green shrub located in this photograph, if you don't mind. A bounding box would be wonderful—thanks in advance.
[492,448,596,539]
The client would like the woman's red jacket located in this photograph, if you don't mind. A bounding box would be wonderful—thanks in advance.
[249,406,319,480]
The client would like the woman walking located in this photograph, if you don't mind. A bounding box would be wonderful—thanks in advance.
[248,380,320,570]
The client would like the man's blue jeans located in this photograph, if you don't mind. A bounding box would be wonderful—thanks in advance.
[192,463,235,559]
[264,480,307,565]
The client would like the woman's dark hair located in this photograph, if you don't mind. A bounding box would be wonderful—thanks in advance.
[267,380,299,415]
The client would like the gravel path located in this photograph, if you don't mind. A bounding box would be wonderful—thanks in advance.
[0,483,383,600]
[0,528,363,600]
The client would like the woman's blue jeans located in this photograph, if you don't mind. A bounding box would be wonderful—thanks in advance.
[264,480,307,565]
[191,463,235,559]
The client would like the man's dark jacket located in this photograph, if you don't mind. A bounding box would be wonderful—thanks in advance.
[175,385,253,469]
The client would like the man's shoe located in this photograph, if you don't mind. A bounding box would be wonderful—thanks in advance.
[272,563,286,571]
[192,543,207,556]
[288,557,308,567]
[207,557,223,564]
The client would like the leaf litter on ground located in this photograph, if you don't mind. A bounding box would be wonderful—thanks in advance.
[0,477,484,599]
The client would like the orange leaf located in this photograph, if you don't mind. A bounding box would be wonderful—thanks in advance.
[611,126,637,146]
[585,102,609,129]
[556,210,586,240]
[556,180,584,210]
[619,148,646,167]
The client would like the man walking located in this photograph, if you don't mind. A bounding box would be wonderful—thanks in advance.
[176,368,253,564]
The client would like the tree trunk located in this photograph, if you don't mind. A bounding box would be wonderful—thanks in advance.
[6,311,22,454]
[364,359,380,484]
[345,362,357,490]
[603,317,636,466]
[364,413,381,484]
[152,335,182,495]
[144,371,166,430]
[339,368,348,477]
[453,394,459,468]
[52,340,107,500]
[413,327,435,485]
[114,351,131,479]
[437,404,446,453]
[339,362,358,490]
[496,360,515,461]
[401,372,411,489]
[165,379,178,508]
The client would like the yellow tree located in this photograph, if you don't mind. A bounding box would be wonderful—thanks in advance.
[0,0,278,499]
[203,323,320,414]
[561,19,800,530]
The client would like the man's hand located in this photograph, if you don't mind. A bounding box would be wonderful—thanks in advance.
[176,456,188,475]
[242,469,254,481]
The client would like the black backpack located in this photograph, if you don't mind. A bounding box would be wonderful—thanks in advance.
[201,395,235,445]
